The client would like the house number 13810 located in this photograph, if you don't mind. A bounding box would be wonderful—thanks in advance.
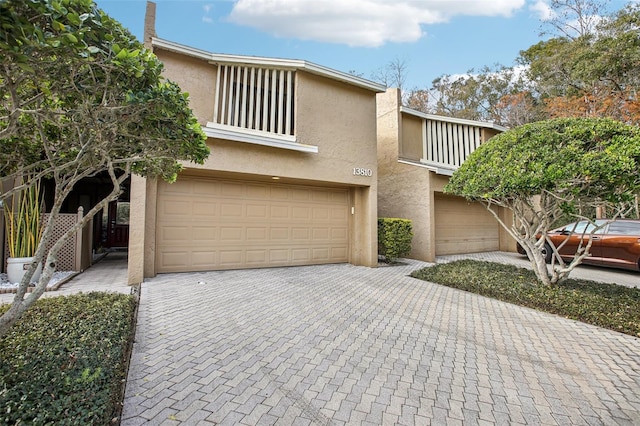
[353,168,373,177]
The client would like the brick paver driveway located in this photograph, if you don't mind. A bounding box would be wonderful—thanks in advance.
[122,260,640,425]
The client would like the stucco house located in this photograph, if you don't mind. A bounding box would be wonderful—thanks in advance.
[0,4,515,282]
[377,88,515,263]
[126,3,386,284]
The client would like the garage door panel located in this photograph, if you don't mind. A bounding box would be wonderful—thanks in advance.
[313,207,329,220]
[192,202,217,216]
[312,248,330,260]
[191,226,217,241]
[292,228,310,240]
[192,251,217,266]
[270,250,290,262]
[160,200,190,215]
[291,248,310,261]
[219,250,243,266]
[246,184,269,198]
[220,203,243,217]
[246,204,267,218]
[220,227,243,241]
[270,228,289,239]
[156,178,350,272]
[435,194,499,256]
[291,189,311,201]
[332,247,348,258]
[220,181,244,197]
[160,226,190,242]
[246,227,267,241]
[331,192,349,203]
[313,228,330,240]
[292,206,311,219]
[158,251,190,269]
[246,250,267,264]
[271,205,289,219]
[192,179,217,195]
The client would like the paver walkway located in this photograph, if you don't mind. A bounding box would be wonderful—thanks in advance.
[121,258,640,425]
[0,250,131,305]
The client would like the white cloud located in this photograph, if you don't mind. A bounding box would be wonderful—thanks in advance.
[529,0,554,21]
[228,0,526,47]
[203,4,214,24]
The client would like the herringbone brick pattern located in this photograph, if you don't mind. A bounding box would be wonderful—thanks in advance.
[121,259,640,425]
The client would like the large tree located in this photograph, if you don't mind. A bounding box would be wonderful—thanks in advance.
[445,117,640,286]
[428,65,540,127]
[520,4,640,125]
[425,0,639,127]
[0,0,209,336]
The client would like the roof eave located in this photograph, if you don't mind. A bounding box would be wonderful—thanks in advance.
[151,37,386,93]
[400,106,508,132]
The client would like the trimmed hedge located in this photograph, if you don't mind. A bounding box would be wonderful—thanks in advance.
[411,260,640,337]
[0,292,137,425]
[378,218,413,263]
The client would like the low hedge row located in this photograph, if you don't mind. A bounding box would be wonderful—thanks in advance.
[0,292,137,425]
[378,218,413,263]
[411,260,640,337]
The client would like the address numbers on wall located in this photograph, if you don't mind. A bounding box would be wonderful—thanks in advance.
[353,168,373,177]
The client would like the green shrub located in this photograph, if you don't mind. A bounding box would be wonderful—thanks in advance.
[378,218,413,263]
[0,292,137,425]
[411,260,640,337]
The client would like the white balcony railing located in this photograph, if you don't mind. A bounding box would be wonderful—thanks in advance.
[212,64,295,137]
[421,118,483,174]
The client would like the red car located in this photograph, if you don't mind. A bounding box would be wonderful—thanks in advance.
[517,219,640,272]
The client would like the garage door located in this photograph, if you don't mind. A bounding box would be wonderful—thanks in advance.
[434,193,499,255]
[156,177,350,272]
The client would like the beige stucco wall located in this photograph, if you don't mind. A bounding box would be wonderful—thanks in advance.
[155,50,216,127]
[399,114,423,161]
[127,48,380,283]
[377,88,435,262]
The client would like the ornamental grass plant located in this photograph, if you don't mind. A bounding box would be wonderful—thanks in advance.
[3,177,42,259]
[411,260,640,337]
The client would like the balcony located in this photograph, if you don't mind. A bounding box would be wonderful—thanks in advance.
[400,107,505,176]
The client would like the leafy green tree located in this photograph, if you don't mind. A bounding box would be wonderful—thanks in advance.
[445,117,640,286]
[426,1,640,127]
[0,0,209,336]
[520,3,640,124]
[428,65,542,127]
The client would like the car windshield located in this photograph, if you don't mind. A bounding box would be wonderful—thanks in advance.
[563,220,607,235]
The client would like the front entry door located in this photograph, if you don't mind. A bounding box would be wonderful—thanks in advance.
[106,200,130,248]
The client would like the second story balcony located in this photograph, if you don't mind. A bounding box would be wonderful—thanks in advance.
[400,107,506,175]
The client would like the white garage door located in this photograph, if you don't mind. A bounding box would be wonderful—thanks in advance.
[156,177,350,272]
[434,193,499,255]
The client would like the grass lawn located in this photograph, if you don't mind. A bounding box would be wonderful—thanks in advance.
[0,292,137,425]
[411,260,640,338]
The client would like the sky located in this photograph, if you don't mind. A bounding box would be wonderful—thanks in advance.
[93,0,629,90]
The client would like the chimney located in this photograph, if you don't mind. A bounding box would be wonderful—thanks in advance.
[144,1,157,49]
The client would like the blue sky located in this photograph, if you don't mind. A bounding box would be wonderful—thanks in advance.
[93,0,628,90]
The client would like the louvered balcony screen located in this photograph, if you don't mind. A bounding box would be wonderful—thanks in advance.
[424,120,483,168]
[213,65,295,137]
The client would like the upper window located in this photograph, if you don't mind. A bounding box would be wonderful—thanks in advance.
[212,65,295,137]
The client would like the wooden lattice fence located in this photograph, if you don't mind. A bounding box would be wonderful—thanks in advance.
[2,207,92,273]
